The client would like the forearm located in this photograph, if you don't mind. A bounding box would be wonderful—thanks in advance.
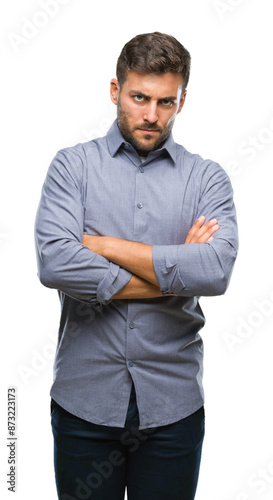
[152,239,238,297]
[112,274,164,299]
[82,218,221,291]
[83,236,159,286]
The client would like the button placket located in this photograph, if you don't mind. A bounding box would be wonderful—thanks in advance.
[126,301,139,374]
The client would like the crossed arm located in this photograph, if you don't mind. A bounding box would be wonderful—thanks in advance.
[82,216,219,299]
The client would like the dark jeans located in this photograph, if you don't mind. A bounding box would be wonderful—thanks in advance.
[51,386,205,500]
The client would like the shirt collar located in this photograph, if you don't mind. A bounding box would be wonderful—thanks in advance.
[107,119,177,164]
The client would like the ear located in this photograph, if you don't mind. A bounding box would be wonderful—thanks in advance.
[177,90,187,114]
[110,78,120,105]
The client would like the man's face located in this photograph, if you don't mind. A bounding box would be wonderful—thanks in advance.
[110,71,186,156]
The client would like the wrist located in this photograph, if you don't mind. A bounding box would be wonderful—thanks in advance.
[101,236,117,260]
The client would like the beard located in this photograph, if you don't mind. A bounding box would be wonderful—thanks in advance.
[116,99,174,156]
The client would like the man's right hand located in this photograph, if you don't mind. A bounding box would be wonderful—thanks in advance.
[185,216,219,244]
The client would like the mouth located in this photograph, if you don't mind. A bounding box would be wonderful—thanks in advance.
[137,128,160,135]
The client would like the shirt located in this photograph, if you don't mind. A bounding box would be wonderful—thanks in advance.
[34,120,238,429]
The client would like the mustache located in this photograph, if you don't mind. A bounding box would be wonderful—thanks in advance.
[135,124,162,132]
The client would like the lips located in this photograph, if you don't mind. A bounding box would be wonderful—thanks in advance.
[137,128,160,134]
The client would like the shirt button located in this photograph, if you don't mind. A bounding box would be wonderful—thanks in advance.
[129,322,135,329]
[137,203,143,209]
[128,361,134,367]
[140,167,144,173]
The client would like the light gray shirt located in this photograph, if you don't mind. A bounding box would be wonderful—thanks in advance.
[35,120,238,429]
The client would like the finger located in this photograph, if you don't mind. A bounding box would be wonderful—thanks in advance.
[186,218,218,244]
[198,218,218,234]
[197,223,219,244]
[185,216,206,244]
[185,217,220,244]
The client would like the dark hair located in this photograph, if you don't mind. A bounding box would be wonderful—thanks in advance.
[116,32,191,91]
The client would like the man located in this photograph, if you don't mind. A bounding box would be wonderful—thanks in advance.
[35,32,238,500]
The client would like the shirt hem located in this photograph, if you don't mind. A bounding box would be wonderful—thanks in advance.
[138,399,205,430]
[50,390,204,430]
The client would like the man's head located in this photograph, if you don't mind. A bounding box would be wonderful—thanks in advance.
[110,32,191,156]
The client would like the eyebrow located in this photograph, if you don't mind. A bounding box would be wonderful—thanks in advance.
[129,91,178,101]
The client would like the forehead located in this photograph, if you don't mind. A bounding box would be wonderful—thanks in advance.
[122,70,183,98]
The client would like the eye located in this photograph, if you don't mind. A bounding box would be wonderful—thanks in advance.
[160,99,175,107]
[133,95,145,102]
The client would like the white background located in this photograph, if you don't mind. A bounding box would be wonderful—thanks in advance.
[1,0,273,499]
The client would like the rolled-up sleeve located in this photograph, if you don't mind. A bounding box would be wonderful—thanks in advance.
[34,149,132,305]
[152,163,238,297]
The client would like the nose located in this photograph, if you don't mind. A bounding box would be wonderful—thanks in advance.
[143,101,158,123]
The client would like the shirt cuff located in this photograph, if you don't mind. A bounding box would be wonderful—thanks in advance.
[152,245,186,295]
[96,262,132,305]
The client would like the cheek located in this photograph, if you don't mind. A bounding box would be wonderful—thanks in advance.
[165,110,177,127]
[124,106,143,126]
[121,99,136,114]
